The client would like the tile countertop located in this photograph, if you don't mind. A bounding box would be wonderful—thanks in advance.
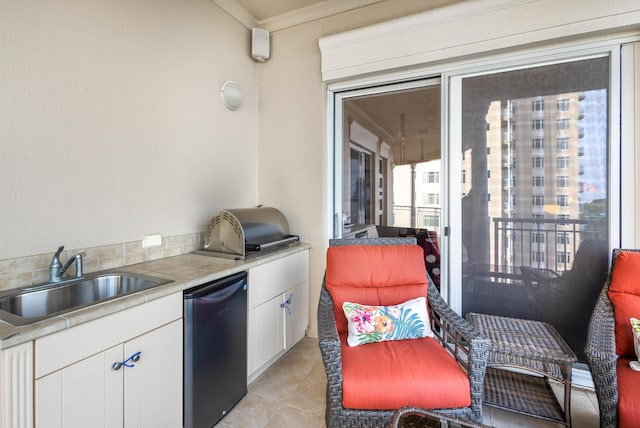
[0,243,311,350]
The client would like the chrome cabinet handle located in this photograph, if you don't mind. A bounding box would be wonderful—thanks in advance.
[112,351,142,370]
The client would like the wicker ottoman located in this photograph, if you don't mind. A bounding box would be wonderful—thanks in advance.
[466,313,577,427]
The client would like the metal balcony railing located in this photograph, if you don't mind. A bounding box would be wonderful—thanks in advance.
[393,205,441,229]
[492,217,606,274]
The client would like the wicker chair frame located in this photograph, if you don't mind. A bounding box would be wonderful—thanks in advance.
[318,237,491,427]
[584,248,640,428]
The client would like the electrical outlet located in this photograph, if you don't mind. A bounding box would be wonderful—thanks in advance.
[142,234,162,248]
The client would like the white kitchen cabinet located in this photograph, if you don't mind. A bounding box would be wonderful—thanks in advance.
[123,321,182,428]
[34,293,182,428]
[284,280,309,349]
[36,345,123,428]
[247,249,309,381]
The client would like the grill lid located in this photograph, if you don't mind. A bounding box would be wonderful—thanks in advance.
[199,207,299,259]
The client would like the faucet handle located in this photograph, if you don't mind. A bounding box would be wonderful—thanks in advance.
[50,245,65,268]
[49,245,65,282]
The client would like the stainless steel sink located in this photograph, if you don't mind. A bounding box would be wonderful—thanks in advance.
[0,273,173,326]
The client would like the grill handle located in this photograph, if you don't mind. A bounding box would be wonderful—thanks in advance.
[245,235,300,252]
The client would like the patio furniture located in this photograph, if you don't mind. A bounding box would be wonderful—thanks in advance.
[318,237,490,427]
[585,248,640,428]
[390,407,494,427]
[466,312,576,427]
[520,238,609,360]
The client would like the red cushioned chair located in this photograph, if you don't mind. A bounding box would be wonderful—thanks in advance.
[318,237,490,427]
[585,249,640,428]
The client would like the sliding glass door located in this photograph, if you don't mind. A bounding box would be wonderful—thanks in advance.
[332,45,626,364]
[334,80,443,244]
[452,55,613,361]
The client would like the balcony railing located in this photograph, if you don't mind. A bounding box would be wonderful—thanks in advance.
[393,205,441,229]
[392,209,604,276]
[492,217,606,274]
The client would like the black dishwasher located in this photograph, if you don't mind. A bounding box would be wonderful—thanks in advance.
[184,271,248,428]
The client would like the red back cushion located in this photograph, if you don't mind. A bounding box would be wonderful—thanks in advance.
[608,251,640,357]
[325,245,429,334]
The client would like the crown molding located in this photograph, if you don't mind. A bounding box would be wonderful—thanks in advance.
[211,0,257,29]
[212,0,385,32]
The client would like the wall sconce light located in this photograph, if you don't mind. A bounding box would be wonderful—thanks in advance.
[220,81,243,111]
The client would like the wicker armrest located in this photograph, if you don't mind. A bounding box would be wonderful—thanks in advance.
[584,284,619,428]
[428,283,490,359]
[584,286,617,362]
[317,283,344,404]
[318,282,340,344]
[428,282,490,422]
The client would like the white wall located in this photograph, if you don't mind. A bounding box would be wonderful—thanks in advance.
[0,0,258,260]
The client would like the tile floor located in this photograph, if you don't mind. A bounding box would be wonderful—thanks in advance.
[216,337,600,428]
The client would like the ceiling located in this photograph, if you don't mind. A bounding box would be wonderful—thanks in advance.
[232,0,467,27]
[234,0,326,21]
[347,86,441,165]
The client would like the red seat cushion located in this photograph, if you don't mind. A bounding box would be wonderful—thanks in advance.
[326,245,429,335]
[341,334,471,409]
[608,251,640,357]
[617,358,640,428]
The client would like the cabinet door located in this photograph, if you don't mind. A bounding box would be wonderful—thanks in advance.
[248,295,285,376]
[284,281,309,349]
[123,320,182,428]
[35,345,123,428]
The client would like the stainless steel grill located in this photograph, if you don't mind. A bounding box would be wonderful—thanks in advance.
[194,207,299,260]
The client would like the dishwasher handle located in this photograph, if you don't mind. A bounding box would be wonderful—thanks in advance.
[200,280,246,305]
[184,272,247,300]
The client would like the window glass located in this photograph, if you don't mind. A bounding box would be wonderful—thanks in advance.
[558,98,570,111]
[341,83,442,241]
[460,56,610,363]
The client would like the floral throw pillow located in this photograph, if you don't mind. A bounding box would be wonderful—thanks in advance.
[342,297,433,347]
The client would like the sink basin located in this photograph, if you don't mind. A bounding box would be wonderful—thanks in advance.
[0,273,173,326]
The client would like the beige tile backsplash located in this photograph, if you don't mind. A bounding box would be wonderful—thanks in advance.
[0,233,204,292]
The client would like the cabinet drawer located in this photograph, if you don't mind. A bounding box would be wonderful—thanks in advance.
[35,292,182,378]
[248,250,309,309]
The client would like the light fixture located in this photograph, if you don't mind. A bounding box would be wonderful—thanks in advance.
[220,81,243,111]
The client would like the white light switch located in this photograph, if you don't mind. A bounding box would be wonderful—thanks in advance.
[143,234,162,248]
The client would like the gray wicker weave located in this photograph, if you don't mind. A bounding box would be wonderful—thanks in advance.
[389,406,494,427]
[584,248,640,428]
[466,313,576,426]
[318,238,491,427]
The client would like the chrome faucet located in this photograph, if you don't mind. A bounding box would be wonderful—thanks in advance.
[49,245,84,282]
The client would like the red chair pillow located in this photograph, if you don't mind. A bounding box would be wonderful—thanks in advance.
[608,251,640,357]
[325,245,429,334]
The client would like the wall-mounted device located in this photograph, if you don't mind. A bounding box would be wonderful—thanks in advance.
[220,81,243,111]
[251,27,270,62]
